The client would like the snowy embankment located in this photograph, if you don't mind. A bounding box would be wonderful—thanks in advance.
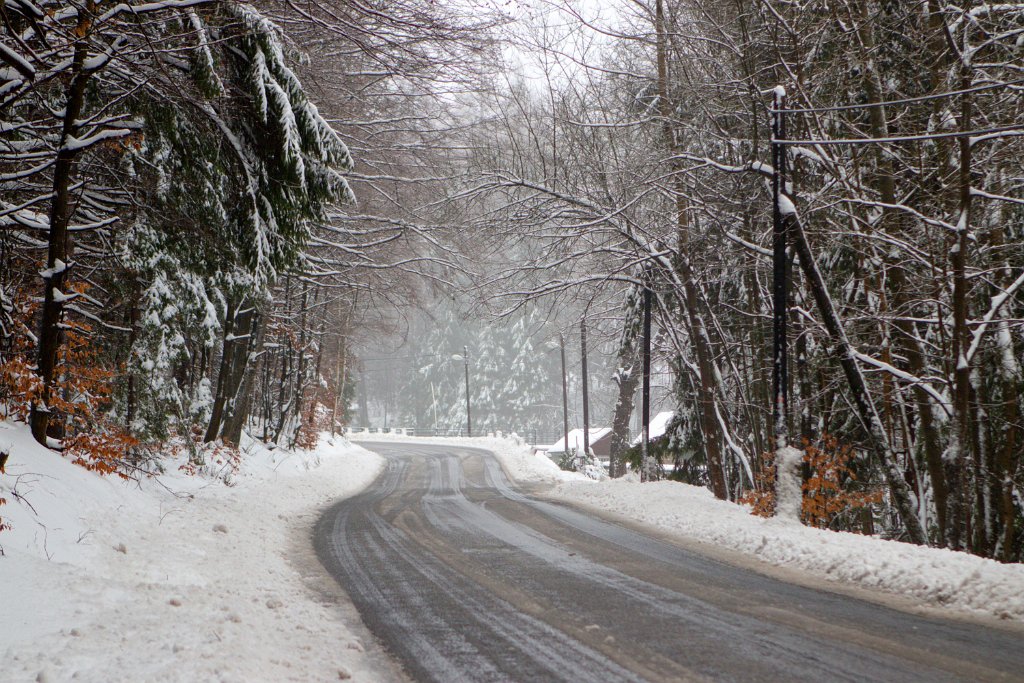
[356,433,1024,624]
[0,422,385,682]
[554,477,1024,622]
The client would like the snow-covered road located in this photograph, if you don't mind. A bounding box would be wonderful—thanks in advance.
[319,441,1024,683]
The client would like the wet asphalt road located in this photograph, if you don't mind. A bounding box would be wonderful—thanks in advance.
[314,442,1024,682]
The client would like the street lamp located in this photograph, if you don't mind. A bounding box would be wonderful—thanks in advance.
[451,346,471,437]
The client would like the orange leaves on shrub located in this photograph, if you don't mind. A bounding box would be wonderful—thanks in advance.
[739,434,883,530]
[802,435,883,529]
[738,451,777,517]
[0,286,41,421]
[67,429,139,480]
[2,282,134,477]
[0,357,43,421]
[295,400,331,450]
[48,319,117,421]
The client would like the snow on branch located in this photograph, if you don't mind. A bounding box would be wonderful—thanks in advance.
[965,269,1024,366]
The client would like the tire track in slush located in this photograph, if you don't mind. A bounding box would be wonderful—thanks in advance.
[417,453,945,682]
[317,449,644,682]
[316,443,1024,683]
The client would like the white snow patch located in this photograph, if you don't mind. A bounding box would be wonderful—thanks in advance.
[0,422,386,681]
[545,428,611,455]
[550,477,1024,622]
[777,193,797,216]
[38,259,69,280]
[773,446,804,523]
[630,411,674,446]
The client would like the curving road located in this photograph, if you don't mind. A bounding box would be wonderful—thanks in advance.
[314,442,1024,682]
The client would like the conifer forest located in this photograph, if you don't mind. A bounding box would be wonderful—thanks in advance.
[3,0,1024,564]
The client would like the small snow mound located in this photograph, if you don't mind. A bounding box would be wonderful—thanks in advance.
[774,446,804,523]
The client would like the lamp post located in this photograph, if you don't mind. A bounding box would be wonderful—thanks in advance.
[452,346,471,437]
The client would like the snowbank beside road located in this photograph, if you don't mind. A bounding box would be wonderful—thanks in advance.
[554,477,1024,623]
[0,422,387,682]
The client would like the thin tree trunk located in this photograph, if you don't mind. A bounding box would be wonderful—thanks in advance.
[204,298,237,442]
[847,4,949,543]
[609,353,640,478]
[949,71,974,551]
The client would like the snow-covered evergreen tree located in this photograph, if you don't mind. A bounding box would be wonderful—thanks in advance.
[120,4,354,439]
[400,306,562,437]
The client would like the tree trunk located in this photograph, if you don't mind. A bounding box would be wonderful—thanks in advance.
[29,9,93,445]
[655,0,727,499]
[204,298,237,443]
[609,352,640,478]
[948,72,974,551]
[789,213,927,545]
[221,306,260,445]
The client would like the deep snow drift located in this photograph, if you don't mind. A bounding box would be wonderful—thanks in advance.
[1,422,386,682]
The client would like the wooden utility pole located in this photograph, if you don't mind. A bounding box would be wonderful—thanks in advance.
[770,85,791,449]
[581,320,590,458]
[559,333,569,456]
[641,284,652,478]
[463,345,472,437]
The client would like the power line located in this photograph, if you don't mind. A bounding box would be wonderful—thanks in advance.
[770,78,1024,115]
[774,123,1024,146]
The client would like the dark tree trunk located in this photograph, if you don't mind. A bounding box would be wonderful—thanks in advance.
[948,72,974,551]
[204,298,238,442]
[221,307,259,445]
[655,0,726,499]
[789,214,927,545]
[30,11,93,445]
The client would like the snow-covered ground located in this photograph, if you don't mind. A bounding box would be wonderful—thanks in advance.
[5,428,1022,683]
[0,422,386,682]
[353,432,1024,624]
[554,476,1024,622]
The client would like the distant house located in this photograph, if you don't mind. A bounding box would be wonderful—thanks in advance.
[631,411,675,446]
[546,428,613,457]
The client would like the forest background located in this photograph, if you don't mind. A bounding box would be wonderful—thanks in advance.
[2,0,1023,561]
